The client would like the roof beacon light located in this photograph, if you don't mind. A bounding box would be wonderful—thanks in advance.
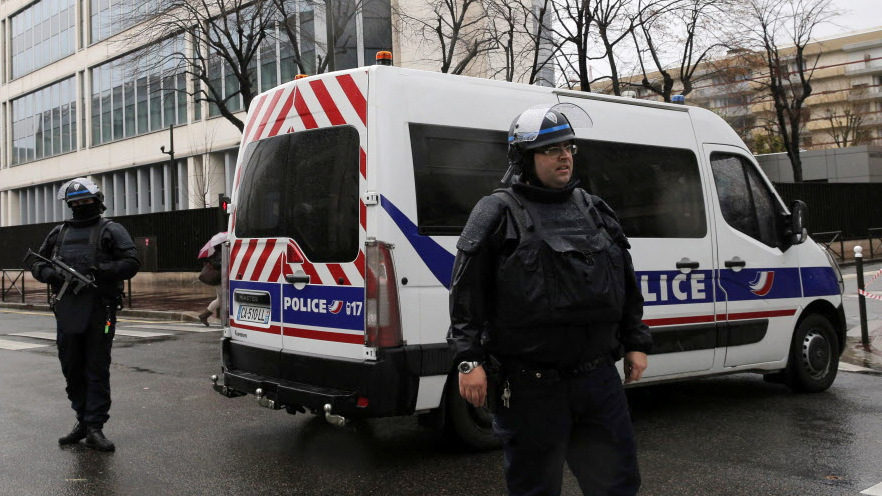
[294,74,308,80]
[376,51,393,66]
[672,94,685,105]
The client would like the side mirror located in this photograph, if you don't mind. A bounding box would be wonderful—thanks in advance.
[788,200,808,246]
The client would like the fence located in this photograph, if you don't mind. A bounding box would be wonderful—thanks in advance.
[0,208,222,271]
[774,182,882,239]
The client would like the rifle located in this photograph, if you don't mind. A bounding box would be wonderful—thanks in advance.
[23,249,97,301]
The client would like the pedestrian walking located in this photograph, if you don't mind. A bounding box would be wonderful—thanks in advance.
[28,177,140,452]
[448,105,653,496]
[197,232,226,326]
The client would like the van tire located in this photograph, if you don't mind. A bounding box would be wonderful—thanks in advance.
[444,376,501,451]
[786,314,839,393]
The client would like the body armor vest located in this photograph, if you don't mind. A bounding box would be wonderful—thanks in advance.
[492,188,626,330]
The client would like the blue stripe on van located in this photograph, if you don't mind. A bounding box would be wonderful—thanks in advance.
[800,266,841,297]
[379,195,455,289]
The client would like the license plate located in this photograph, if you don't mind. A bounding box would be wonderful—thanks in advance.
[237,305,271,325]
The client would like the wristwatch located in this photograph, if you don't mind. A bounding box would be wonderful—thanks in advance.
[457,361,482,374]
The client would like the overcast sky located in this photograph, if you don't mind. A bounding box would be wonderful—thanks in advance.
[815,0,882,39]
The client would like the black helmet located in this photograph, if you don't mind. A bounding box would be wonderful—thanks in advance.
[57,177,105,209]
[503,104,593,184]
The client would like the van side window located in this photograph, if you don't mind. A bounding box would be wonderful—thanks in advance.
[575,140,706,239]
[236,126,360,262]
[409,124,508,235]
[710,153,782,248]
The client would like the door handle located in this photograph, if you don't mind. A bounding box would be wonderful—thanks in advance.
[675,259,700,269]
[724,259,746,268]
[285,274,310,284]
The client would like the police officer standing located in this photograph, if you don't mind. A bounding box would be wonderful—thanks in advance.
[30,177,140,452]
[449,105,652,496]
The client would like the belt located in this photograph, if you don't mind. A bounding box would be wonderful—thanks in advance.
[506,355,612,382]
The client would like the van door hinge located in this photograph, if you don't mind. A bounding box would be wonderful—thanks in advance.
[363,192,379,205]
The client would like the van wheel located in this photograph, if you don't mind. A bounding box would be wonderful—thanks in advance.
[444,376,501,451]
[786,314,839,393]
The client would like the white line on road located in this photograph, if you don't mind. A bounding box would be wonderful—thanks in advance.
[839,362,876,373]
[0,338,49,350]
[861,482,882,495]
[10,331,56,341]
[114,329,171,338]
[125,324,220,333]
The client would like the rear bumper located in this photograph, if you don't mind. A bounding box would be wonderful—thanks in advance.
[215,337,452,418]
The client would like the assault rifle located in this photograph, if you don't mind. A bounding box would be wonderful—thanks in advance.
[23,249,97,301]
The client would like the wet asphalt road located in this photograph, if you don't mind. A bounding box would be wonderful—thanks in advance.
[1,308,881,496]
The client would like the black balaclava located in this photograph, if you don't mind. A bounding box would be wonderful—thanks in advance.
[70,202,102,221]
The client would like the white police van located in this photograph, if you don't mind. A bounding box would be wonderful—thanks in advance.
[212,65,845,448]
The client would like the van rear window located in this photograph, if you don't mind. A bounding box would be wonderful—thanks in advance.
[235,126,360,262]
[409,123,705,239]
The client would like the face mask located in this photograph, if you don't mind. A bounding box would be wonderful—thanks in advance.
[71,202,101,220]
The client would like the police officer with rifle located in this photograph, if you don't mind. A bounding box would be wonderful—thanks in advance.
[26,177,140,452]
[449,105,652,496]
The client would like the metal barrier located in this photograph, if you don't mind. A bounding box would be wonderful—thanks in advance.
[812,231,845,261]
[1,269,25,303]
[869,228,882,259]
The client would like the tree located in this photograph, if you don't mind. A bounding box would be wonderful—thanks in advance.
[629,0,733,102]
[272,0,367,75]
[825,106,870,148]
[394,0,499,74]
[482,0,557,84]
[126,0,277,133]
[740,0,836,182]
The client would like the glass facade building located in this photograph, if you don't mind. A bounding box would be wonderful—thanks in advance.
[10,0,77,79]
[91,0,158,43]
[11,78,78,165]
[91,38,188,146]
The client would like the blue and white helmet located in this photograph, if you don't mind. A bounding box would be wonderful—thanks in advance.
[57,177,104,207]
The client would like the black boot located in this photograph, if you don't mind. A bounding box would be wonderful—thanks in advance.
[58,422,87,445]
[198,310,211,327]
[84,425,115,452]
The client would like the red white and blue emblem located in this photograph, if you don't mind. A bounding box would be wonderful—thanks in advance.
[328,300,344,314]
[749,271,775,296]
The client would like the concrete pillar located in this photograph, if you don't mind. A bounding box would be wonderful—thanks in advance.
[208,152,226,206]
[137,167,150,214]
[224,150,235,195]
[113,172,123,216]
[125,169,136,215]
[54,183,63,221]
[177,160,188,209]
[150,165,163,213]
[163,162,172,211]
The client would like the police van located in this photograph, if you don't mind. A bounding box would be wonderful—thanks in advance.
[212,64,845,449]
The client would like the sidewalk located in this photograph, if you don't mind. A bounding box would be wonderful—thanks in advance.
[0,285,214,323]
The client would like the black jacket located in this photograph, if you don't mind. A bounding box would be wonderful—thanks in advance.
[448,180,652,368]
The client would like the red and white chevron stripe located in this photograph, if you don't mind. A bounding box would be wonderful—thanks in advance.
[229,70,369,287]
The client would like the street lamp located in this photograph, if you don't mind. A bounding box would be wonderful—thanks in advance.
[160,124,175,210]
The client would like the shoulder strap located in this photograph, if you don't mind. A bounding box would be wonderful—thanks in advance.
[573,188,606,231]
[51,225,67,259]
[91,218,113,259]
[492,188,535,235]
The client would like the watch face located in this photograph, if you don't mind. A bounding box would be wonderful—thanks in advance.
[458,362,472,374]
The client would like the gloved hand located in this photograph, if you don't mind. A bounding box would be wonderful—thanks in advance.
[92,262,115,281]
[39,266,63,285]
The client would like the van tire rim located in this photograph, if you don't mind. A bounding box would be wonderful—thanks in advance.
[801,330,831,380]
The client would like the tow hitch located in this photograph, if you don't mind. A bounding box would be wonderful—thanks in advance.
[211,375,245,398]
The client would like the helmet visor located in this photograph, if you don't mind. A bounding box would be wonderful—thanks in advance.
[508,103,593,145]
[57,177,100,201]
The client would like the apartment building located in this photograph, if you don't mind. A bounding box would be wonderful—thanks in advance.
[627,27,882,153]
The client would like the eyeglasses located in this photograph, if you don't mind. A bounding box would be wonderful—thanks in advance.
[538,143,578,157]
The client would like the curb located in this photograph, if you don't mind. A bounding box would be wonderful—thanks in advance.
[0,301,199,323]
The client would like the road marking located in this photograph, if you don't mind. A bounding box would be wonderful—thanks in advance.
[861,482,882,495]
[842,271,879,280]
[114,329,171,338]
[10,331,56,341]
[839,362,876,373]
[0,338,49,350]
[0,309,53,317]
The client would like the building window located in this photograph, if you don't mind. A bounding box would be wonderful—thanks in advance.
[362,0,392,64]
[11,77,78,166]
[91,38,188,146]
[91,0,159,43]
[10,0,76,79]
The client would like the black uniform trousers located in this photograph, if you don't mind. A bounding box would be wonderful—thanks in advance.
[492,363,640,496]
[56,301,116,427]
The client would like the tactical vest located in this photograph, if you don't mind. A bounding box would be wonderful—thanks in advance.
[52,218,121,298]
[492,188,626,330]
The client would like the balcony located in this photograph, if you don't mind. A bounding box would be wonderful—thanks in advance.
[848,86,882,101]
[845,59,882,76]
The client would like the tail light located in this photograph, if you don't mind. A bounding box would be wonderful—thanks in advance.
[365,240,402,348]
